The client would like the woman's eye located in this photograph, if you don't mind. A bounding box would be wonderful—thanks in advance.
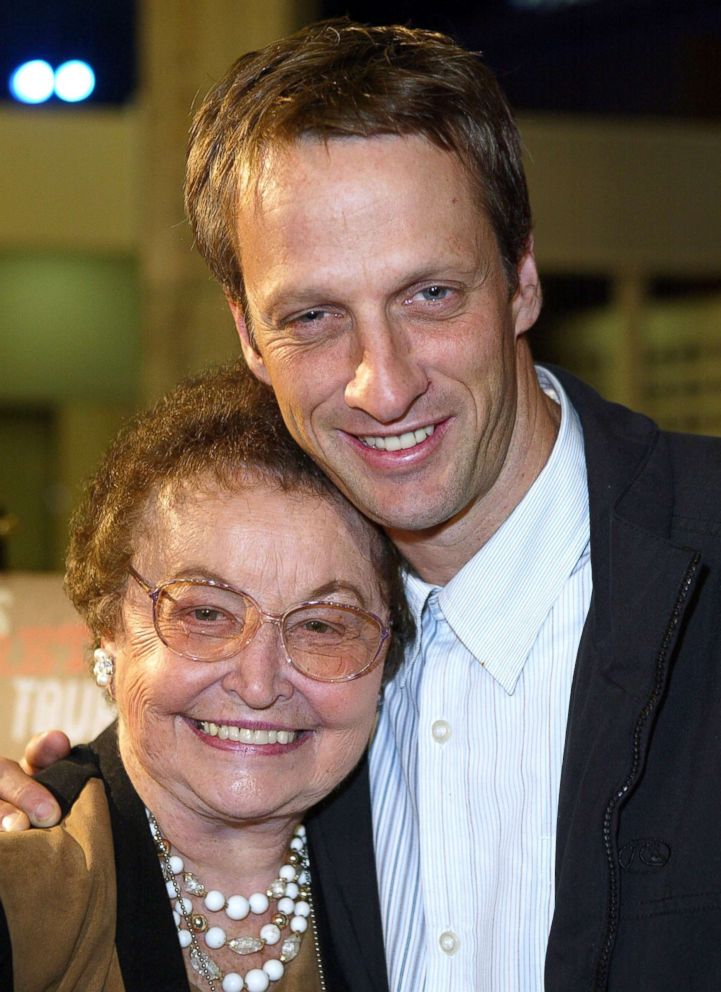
[303,619,332,634]
[289,618,347,641]
[190,607,224,623]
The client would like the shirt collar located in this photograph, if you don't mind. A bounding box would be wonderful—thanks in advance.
[402,366,590,694]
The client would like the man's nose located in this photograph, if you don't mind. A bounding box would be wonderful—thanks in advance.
[343,318,429,423]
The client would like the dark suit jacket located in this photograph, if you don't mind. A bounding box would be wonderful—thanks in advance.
[306,757,388,991]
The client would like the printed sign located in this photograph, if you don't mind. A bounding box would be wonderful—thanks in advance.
[0,574,114,760]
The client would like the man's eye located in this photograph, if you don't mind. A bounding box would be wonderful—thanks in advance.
[409,286,453,303]
[289,307,344,326]
[295,309,326,323]
[282,308,349,338]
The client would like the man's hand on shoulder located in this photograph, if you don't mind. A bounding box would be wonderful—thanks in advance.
[0,730,70,830]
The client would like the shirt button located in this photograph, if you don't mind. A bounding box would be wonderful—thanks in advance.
[431,719,451,743]
[439,930,459,955]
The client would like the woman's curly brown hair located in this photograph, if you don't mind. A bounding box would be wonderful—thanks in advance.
[65,360,413,683]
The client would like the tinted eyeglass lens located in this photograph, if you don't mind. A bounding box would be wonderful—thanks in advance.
[282,603,382,681]
[155,582,253,660]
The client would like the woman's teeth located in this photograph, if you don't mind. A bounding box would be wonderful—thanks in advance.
[361,424,434,451]
[198,721,297,745]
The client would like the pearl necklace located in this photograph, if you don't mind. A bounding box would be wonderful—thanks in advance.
[147,810,313,992]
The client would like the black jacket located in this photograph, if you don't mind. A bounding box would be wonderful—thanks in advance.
[546,368,721,990]
[309,370,721,991]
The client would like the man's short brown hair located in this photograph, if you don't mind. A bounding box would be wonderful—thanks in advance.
[185,19,532,310]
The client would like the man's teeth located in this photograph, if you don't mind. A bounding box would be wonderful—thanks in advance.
[360,424,434,451]
[198,721,297,745]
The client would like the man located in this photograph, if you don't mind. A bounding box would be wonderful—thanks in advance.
[2,20,721,992]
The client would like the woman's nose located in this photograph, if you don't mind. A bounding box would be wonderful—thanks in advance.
[220,619,294,708]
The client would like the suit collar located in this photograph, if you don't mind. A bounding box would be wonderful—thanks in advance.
[306,756,389,992]
[549,367,695,659]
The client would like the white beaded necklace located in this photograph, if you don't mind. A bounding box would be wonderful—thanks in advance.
[146,810,319,992]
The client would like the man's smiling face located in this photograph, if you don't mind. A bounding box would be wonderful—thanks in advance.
[229,133,541,541]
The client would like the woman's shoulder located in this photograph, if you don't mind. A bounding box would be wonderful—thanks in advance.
[0,772,115,912]
[33,722,116,816]
[0,725,116,874]
[0,732,122,991]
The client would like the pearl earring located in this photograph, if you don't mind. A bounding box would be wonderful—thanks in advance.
[93,647,115,688]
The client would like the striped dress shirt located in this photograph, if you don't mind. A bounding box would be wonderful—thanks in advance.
[370,367,592,992]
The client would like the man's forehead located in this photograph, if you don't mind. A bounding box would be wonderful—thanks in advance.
[233,133,498,309]
[241,132,472,209]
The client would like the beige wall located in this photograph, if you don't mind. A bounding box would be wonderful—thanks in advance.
[524,114,721,278]
[0,107,138,253]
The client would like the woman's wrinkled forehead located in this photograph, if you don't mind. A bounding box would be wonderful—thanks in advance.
[131,471,387,599]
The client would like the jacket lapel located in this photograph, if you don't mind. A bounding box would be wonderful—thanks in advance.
[93,726,191,992]
[306,755,389,992]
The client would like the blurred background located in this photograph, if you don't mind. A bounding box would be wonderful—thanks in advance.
[1,0,721,573]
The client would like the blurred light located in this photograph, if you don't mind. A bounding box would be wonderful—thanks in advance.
[508,0,595,6]
[54,60,96,102]
[509,0,598,10]
[9,60,54,104]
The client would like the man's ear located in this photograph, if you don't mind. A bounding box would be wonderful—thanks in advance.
[511,242,542,339]
[226,294,272,385]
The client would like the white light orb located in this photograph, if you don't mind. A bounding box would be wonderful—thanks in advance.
[54,60,96,103]
[9,60,54,104]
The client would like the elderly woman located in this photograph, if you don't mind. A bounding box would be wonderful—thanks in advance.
[0,362,410,992]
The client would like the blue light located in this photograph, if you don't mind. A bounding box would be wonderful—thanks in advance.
[9,60,55,104]
[54,61,96,103]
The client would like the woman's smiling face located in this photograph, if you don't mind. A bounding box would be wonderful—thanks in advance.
[107,478,388,828]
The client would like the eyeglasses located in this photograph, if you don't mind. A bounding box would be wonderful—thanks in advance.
[128,567,390,683]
